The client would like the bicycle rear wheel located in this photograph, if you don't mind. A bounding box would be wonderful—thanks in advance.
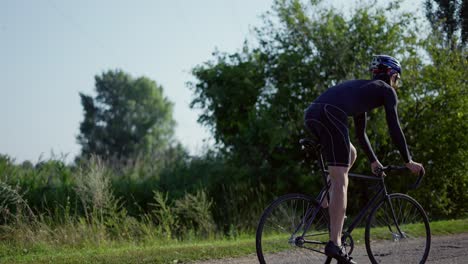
[256,193,331,264]
[365,193,431,264]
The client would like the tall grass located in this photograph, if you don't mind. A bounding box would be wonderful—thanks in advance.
[0,153,228,255]
[151,189,216,239]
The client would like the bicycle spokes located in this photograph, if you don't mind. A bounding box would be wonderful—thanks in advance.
[256,194,330,264]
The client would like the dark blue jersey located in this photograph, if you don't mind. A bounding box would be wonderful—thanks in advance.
[312,79,411,163]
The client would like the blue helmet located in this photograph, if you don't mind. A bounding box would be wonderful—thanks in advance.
[369,55,401,77]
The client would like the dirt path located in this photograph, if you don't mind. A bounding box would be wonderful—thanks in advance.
[193,233,468,264]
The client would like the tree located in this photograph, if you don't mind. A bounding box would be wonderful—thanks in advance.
[190,0,421,220]
[401,36,468,218]
[425,0,467,48]
[191,0,419,179]
[77,70,176,161]
[190,0,467,219]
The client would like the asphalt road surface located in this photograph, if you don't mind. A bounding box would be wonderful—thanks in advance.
[194,233,468,264]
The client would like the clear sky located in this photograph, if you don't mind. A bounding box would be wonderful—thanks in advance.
[0,0,424,163]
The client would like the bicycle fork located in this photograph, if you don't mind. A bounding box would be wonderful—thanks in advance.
[382,191,406,240]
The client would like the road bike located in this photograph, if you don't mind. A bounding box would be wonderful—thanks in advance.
[256,138,431,263]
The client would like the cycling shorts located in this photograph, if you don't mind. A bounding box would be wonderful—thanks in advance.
[304,103,351,167]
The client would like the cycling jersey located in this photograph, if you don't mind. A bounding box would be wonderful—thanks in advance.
[304,79,411,167]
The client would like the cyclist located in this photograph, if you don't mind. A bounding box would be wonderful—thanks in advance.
[303,55,425,264]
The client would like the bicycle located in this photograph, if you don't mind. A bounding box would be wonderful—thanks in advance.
[256,138,431,264]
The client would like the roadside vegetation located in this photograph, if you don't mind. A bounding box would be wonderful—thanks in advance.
[1,218,466,263]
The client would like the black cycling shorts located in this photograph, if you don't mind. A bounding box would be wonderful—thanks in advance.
[304,103,351,167]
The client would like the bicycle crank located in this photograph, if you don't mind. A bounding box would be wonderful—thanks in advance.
[341,232,355,255]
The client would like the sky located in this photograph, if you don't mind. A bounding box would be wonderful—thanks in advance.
[0,0,425,164]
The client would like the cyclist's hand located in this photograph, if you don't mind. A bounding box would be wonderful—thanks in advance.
[406,160,425,175]
[371,160,384,175]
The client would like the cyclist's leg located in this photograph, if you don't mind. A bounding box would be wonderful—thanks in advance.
[349,143,357,167]
[320,143,355,209]
[328,165,350,246]
[326,164,357,263]
[305,103,355,246]
[320,105,352,247]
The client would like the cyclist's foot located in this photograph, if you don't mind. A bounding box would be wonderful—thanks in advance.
[324,241,356,264]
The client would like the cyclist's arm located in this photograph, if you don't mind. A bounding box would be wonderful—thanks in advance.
[354,112,378,163]
[383,87,412,163]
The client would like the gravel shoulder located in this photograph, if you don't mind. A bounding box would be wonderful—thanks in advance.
[193,233,468,264]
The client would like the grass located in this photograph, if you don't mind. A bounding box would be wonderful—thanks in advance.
[0,238,256,264]
[1,218,467,264]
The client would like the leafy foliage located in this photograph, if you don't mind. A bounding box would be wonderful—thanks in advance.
[192,0,415,212]
[401,36,468,218]
[190,0,467,218]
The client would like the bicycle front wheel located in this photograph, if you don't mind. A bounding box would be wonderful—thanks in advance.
[256,193,330,264]
[365,193,431,264]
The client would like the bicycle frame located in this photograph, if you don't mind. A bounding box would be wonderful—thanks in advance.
[298,173,390,241]
[256,139,427,264]
[297,144,408,247]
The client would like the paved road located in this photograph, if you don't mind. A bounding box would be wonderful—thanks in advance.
[194,233,468,264]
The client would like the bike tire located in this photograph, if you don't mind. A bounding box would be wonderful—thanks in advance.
[365,193,431,264]
[256,193,331,264]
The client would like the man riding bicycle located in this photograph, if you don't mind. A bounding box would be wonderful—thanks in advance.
[304,55,425,264]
